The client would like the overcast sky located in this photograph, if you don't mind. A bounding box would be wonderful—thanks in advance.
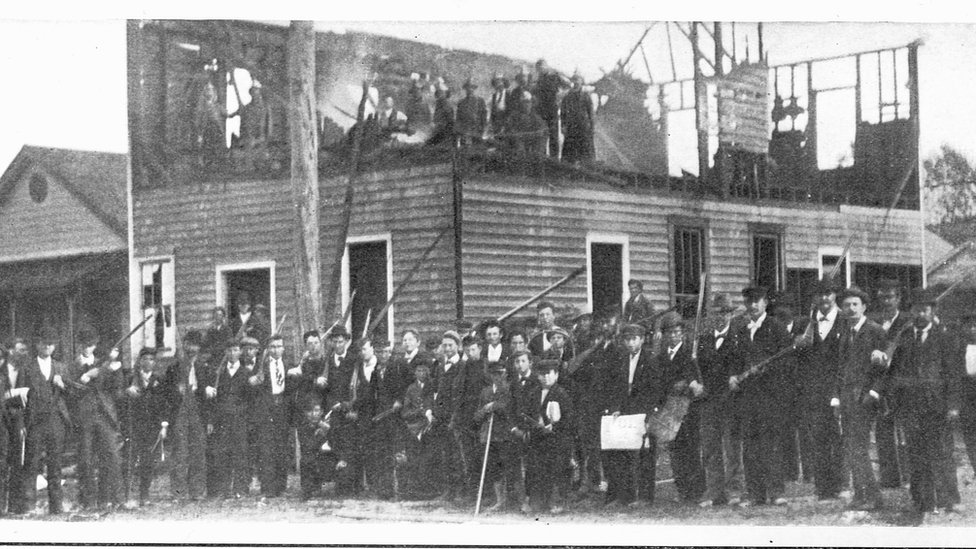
[0,2,974,174]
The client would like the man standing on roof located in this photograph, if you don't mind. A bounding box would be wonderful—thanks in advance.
[533,59,569,157]
[455,78,488,146]
[560,73,595,165]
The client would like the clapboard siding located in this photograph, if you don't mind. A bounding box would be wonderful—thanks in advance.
[133,178,299,345]
[0,170,125,262]
[319,166,456,341]
[462,175,924,319]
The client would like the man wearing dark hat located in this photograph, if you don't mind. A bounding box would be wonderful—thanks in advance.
[18,328,70,514]
[600,323,662,507]
[869,278,910,488]
[453,334,490,499]
[488,73,511,134]
[833,286,887,510]
[65,329,124,511]
[400,355,438,500]
[287,329,328,419]
[164,328,208,502]
[885,287,962,515]
[795,279,845,501]
[2,342,30,514]
[727,286,794,506]
[623,280,655,329]
[123,347,170,506]
[455,78,487,146]
[204,338,251,498]
[560,72,594,164]
[697,293,744,507]
[656,311,706,503]
[473,360,515,511]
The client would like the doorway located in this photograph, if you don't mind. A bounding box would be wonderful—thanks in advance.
[346,240,390,342]
[589,241,625,319]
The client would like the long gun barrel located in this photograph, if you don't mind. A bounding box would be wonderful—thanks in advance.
[497,265,586,323]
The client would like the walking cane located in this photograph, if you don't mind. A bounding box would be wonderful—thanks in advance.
[474,413,494,515]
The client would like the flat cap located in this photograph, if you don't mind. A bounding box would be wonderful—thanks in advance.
[620,323,645,338]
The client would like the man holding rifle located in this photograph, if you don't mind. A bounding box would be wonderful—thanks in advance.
[65,329,125,512]
[727,286,794,507]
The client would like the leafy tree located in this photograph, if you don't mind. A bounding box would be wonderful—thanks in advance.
[924,144,976,226]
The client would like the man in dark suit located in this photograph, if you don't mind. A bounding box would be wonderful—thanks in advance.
[123,347,171,506]
[772,293,806,483]
[528,301,562,357]
[509,350,538,511]
[600,323,664,507]
[20,328,71,515]
[886,288,962,516]
[368,338,404,500]
[228,292,270,346]
[320,327,355,411]
[2,342,29,514]
[202,306,232,364]
[728,286,794,506]
[483,320,509,367]
[833,287,887,510]
[432,330,465,500]
[248,334,291,498]
[64,329,125,511]
[165,329,208,502]
[657,311,706,503]
[204,339,251,498]
[698,293,744,506]
[869,278,911,488]
[453,335,489,498]
[795,279,845,501]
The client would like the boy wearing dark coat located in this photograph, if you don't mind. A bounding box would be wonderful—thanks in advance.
[522,359,574,514]
[123,347,170,506]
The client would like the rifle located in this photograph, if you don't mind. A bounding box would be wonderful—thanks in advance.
[322,289,356,338]
[690,270,708,383]
[474,412,494,515]
[372,405,398,423]
[114,310,157,352]
[365,225,452,338]
[496,265,586,323]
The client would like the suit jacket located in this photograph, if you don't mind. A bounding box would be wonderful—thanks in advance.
[656,342,699,398]
[22,356,71,428]
[697,327,738,400]
[870,309,911,344]
[402,379,436,438]
[797,309,843,401]
[229,313,270,346]
[525,382,574,448]
[600,348,662,416]
[730,314,794,412]
[623,294,654,326]
[163,354,208,424]
[510,371,540,432]
[65,353,123,429]
[210,360,251,423]
[391,350,432,401]
[834,318,887,404]
[474,381,513,443]
[886,323,960,413]
[126,369,171,434]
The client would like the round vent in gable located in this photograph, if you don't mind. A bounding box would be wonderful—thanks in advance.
[29,173,48,203]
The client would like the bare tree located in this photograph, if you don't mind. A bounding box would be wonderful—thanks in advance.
[924,144,976,226]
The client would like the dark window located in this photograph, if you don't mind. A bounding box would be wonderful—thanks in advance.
[673,225,705,316]
[348,241,389,341]
[753,233,783,291]
[590,243,623,319]
[786,268,819,315]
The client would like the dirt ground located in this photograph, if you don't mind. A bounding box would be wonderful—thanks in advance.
[5,440,976,545]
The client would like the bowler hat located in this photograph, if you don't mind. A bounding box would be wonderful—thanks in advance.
[659,311,684,332]
[620,323,645,338]
[741,286,769,302]
[532,358,561,374]
[37,327,59,345]
[184,329,204,347]
[328,325,351,340]
[77,328,99,347]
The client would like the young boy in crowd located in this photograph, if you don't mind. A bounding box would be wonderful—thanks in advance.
[474,361,515,512]
[296,394,336,501]
[522,358,574,514]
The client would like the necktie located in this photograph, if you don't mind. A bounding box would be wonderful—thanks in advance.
[275,360,283,388]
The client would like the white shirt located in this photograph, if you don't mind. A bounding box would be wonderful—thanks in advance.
[444,354,459,373]
[714,326,729,350]
[362,357,377,383]
[540,388,549,405]
[486,343,503,363]
[239,311,252,327]
[850,315,867,335]
[816,308,839,340]
[667,342,683,361]
[270,358,285,395]
[6,363,18,388]
[226,360,241,378]
[882,310,899,333]
[966,344,976,377]
[334,353,346,368]
[914,324,931,345]
[37,356,52,381]
[188,358,198,391]
[748,313,767,341]
[628,351,641,386]
[79,354,95,367]
[404,349,418,362]
[140,370,153,387]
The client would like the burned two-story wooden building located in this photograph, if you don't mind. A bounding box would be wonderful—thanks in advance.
[126,20,928,355]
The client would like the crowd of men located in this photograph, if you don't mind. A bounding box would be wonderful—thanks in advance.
[357,58,595,163]
[0,278,974,520]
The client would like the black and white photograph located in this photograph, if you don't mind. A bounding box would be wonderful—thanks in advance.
[2,2,976,546]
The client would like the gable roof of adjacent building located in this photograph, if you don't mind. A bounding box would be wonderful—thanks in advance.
[0,145,128,238]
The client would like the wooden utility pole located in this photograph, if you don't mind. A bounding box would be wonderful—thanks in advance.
[691,22,710,188]
[287,21,322,336]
